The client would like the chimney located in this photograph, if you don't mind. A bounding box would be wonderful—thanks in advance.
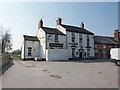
[114,29,120,41]
[80,22,84,29]
[38,19,43,29]
[56,18,62,26]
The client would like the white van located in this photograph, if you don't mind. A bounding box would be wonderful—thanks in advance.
[110,48,120,66]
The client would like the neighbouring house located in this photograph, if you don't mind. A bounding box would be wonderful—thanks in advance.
[21,18,95,61]
[21,35,40,60]
[94,29,120,59]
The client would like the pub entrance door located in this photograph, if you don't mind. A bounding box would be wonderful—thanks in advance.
[79,52,82,59]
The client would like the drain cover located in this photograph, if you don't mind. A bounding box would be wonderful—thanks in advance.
[26,66,36,68]
[50,74,61,79]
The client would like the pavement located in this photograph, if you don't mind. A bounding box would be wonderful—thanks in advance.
[1,59,119,88]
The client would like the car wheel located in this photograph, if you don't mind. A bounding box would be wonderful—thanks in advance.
[115,61,120,66]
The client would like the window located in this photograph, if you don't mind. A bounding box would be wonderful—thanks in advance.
[79,33,82,38]
[79,34,82,46]
[28,47,32,56]
[86,34,89,38]
[103,45,106,48]
[72,38,75,43]
[71,32,75,43]
[79,39,82,46]
[55,35,58,42]
[87,39,90,47]
[72,48,75,58]
[87,49,90,56]
[71,32,75,38]
[95,44,97,48]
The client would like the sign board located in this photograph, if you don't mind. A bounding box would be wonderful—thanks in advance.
[68,43,78,45]
[49,43,63,47]
[48,34,53,41]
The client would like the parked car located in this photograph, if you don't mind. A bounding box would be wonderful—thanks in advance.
[110,48,120,66]
[34,57,42,61]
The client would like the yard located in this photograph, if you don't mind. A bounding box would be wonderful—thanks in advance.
[1,59,119,88]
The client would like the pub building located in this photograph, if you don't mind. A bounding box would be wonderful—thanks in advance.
[21,18,95,61]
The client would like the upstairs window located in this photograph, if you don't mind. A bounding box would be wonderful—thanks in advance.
[79,34,82,46]
[71,32,75,43]
[79,39,82,47]
[86,34,89,38]
[72,38,75,43]
[71,32,75,38]
[79,33,82,38]
[55,35,58,42]
[87,39,90,47]
[28,47,32,56]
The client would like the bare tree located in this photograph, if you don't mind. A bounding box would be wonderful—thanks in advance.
[0,31,2,55]
[0,25,12,53]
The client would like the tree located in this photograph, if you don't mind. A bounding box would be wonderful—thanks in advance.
[0,32,2,55]
[12,49,21,55]
[0,25,12,53]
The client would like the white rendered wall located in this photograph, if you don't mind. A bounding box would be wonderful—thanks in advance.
[37,28,46,59]
[66,31,72,58]
[46,49,68,61]
[89,35,95,56]
[46,34,67,49]
[21,42,24,59]
[24,41,40,59]
[82,34,94,57]
[66,31,94,58]
[57,25,66,34]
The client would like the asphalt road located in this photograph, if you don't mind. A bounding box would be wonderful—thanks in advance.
[1,59,119,88]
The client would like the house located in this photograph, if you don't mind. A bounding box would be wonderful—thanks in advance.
[94,29,120,59]
[21,35,40,60]
[56,18,95,59]
[21,18,95,61]
[36,19,68,61]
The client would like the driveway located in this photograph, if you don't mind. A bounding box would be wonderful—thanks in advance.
[1,59,119,88]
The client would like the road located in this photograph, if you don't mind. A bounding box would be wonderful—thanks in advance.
[1,59,119,88]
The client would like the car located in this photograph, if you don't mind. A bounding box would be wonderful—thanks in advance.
[34,57,42,61]
[110,48,120,66]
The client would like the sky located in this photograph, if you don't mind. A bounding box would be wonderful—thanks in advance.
[0,2,118,51]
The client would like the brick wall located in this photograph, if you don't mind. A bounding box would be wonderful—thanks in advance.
[95,44,118,59]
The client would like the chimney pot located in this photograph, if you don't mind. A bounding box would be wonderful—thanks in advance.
[80,22,84,29]
[38,19,43,29]
[114,29,120,41]
[56,18,62,26]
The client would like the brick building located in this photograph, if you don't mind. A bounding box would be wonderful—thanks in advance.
[94,29,120,59]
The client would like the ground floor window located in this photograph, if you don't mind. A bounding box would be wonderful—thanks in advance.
[87,49,90,56]
[28,47,32,56]
[103,50,106,58]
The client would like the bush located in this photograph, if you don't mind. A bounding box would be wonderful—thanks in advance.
[20,58,24,61]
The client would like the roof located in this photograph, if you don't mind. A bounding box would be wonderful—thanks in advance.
[23,35,39,41]
[42,27,65,35]
[94,36,120,45]
[61,24,94,35]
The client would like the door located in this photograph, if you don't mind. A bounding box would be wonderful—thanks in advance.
[72,48,75,58]
[79,52,82,59]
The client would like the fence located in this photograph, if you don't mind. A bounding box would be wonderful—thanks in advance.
[0,54,10,70]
